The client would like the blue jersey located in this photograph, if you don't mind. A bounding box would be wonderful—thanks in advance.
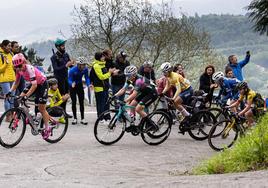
[219,77,240,101]
[68,66,90,86]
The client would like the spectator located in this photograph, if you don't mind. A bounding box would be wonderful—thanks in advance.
[47,78,70,124]
[199,65,217,104]
[0,40,15,121]
[11,41,25,95]
[225,51,250,81]
[68,57,91,125]
[173,63,185,78]
[50,38,74,118]
[225,67,235,78]
[111,51,130,102]
[138,61,156,84]
[103,49,114,69]
[91,52,118,123]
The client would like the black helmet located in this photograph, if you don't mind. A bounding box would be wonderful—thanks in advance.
[236,81,248,90]
[48,78,58,86]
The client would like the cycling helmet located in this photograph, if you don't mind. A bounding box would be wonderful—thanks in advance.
[143,61,153,67]
[124,65,137,78]
[212,71,224,82]
[236,81,248,90]
[48,78,58,86]
[160,62,172,73]
[54,38,66,47]
[12,53,26,67]
[76,56,87,65]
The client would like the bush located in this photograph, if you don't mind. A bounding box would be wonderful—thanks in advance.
[193,114,268,175]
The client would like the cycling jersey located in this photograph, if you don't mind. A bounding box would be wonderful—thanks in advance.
[124,74,157,107]
[47,88,63,107]
[239,89,256,103]
[15,64,46,85]
[219,77,240,102]
[164,72,190,98]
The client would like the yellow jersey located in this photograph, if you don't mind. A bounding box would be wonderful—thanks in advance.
[239,89,256,104]
[47,88,63,107]
[165,72,190,97]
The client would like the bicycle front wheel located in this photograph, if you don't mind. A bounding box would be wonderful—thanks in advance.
[208,120,238,151]
[0,108,26,148]
[188,110,216,141]
[141,110,172,145]
[41,106,68,143]
[94,110,125,145]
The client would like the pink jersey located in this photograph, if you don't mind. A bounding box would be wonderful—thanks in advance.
[16,64,46,85]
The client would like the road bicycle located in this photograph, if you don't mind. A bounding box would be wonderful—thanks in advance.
[94,97,172,145]
[0,96,68,148]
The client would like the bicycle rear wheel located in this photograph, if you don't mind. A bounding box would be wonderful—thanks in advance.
[94,110,125,145]
[141,110,171,145]
[41,106,68,143]
[208,120,238,151]
[0,108,26,148]
[188,110,216,141]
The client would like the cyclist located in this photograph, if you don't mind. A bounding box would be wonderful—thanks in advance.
[212,71,240,106]
[114,65,158,131]
[227,81,257,127]
[47,78,70,123]
[7,53,51,139]
[160,62,193,119]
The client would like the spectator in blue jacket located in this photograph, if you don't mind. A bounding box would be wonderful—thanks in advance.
[212,71,240,105]
[68,57,91,125]
[225,51,250,81]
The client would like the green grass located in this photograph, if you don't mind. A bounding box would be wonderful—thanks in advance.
[193,114,268,175]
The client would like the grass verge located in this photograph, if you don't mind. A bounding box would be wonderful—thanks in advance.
[193,114,268,175]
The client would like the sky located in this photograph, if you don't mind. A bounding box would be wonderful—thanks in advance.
[0,0,252,44]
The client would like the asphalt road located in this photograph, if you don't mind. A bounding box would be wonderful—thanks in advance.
[0,100,267,188]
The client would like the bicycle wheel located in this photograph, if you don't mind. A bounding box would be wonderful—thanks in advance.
[41,106,68,143]
[208,120,238,151]
[208,108,227,122]
[0,108,26,148]
[94,109,125,145]
[188,110,216,141]
[141,110,172,145]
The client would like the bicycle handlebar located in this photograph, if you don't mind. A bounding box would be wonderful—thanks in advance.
[5,95,30,108]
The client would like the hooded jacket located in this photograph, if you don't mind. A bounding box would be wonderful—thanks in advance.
[0,48,15,83]
[91,59,111,92]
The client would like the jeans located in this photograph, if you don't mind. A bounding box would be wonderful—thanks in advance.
[0,82,14,111]
[16,77,25,95]
[95,90,110,120]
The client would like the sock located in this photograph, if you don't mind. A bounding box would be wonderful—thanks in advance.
[181,109,190,117]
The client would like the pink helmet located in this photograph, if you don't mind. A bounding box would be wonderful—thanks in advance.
[12,53,26,67]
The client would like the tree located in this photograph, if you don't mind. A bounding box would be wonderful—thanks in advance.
[247,0,268,35]
[20,47,45,66]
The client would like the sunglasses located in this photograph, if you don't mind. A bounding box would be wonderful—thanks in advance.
[15,64,23,69]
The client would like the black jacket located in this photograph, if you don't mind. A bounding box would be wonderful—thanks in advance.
[111,60,130,86]
[199,73,214,95]
[50,51,71,78]
[138,66,156,82]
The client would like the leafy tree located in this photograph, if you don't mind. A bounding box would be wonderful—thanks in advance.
[20,46,45,66]
[247,0,268,35]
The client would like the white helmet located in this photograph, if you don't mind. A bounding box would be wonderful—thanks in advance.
[76,56,87,65]
[143,61,153,67]
[160,62,172,73]
[212,71,224,82]
[124,65,137,77]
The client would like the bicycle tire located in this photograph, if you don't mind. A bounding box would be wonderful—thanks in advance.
[141,110,172,145]
[0,108,26,148]
[94,109,125,145]
[41,106,68,143]
[208,119,238,151]
[187,110,216,141]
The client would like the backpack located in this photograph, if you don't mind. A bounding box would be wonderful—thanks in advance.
[253,93,265,108]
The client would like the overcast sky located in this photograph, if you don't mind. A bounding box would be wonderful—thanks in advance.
[0,0,252,43]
